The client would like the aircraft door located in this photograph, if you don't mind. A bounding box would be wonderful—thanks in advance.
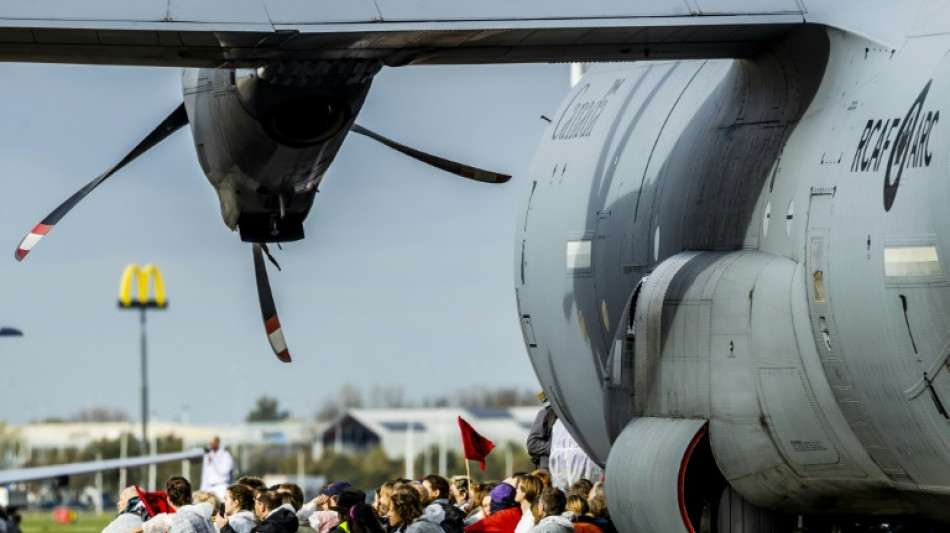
[806,188,913,486]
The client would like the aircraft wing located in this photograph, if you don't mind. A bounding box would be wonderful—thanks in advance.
[0,449,204,485]
[0,0,814,68]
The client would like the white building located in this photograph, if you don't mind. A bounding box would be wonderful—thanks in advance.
[317,407,539,476]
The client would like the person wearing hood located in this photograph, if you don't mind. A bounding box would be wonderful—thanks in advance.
[463,484,520,533]
[386,488,442,533]
[526,489,572,533]
[215,484,259,533]
[421,475,464,533]
[252,490,298,533]
[103,486,149,533]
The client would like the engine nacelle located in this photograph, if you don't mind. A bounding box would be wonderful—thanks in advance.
[603,249,904,531]
[182,60,380,242]
[606,418,724,533]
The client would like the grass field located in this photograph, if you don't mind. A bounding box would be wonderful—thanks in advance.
[19,511,114,533]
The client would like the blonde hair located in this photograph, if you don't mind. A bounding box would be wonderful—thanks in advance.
[518,475,543,525]
[529,469,551,487]
[192,490,220,511]
[376,480,396,516]
[469,483,495,519]
[588,482,609,519]
[449,475,470,501]
[566,495,588,516]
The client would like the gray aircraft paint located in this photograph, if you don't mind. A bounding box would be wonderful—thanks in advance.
[515,13,950,530]
[10,0,950,530]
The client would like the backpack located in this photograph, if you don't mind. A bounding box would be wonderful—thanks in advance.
[436,503,465,533]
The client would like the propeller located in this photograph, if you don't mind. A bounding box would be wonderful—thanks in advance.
[350,124,511,184]
[13,105,511,365]
[14,103,189,261]
[253,243,291,362]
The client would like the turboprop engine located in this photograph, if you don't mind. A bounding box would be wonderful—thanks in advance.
[16,57,510,363]
[183,59,381,242]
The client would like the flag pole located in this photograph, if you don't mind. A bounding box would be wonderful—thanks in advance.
[465,457,472,494]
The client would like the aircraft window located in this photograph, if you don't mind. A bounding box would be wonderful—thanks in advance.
[813,271,826,302]
[885,245,942,277]
[567,240,591,271]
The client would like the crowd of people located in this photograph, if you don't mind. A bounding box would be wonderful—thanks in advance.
[98,396,615,533]
[102,469,616,533]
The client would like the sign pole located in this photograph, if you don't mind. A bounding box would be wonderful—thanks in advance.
[140,306,149,455]
[119,264,168,460]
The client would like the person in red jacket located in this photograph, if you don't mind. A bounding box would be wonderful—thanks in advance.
[463,484,520,533]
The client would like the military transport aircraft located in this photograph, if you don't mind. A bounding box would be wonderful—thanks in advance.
[6,0,950,531]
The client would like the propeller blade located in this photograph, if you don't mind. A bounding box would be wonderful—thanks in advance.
[253,243,291,363]
[350,123,511,184]
[15,103,189,261]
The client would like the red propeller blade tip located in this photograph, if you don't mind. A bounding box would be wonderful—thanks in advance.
[264,314,292,363]
[15,223,54,261]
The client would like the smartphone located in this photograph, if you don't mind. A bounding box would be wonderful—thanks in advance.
[218,503,226,516]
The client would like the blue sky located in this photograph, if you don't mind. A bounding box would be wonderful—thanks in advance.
[0,61,570,424]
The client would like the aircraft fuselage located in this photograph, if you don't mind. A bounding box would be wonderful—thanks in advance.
[517,25,950,529]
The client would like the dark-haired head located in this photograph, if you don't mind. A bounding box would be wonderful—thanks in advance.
[237,477,267,490]
[226,484,254,513]
[348,502,386,533]
[165,476,192,508]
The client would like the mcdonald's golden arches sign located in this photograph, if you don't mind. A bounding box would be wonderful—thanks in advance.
[118,264,168,309]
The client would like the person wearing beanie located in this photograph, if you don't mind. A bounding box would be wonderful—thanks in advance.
[463,484,520,533]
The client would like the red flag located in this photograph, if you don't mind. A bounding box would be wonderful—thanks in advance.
[458,416,495,470]
[134,486,173,516]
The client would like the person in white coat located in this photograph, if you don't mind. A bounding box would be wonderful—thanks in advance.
[200,437,233,501]
[547,420,603,492]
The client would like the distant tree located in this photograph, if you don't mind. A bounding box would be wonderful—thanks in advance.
[0,423,21,469]
[307,446,401,490]
[432,386,538,408]
[341,384,363,409]
[315,385,365,422]
[314,403,339,423]
[69,407,131,422]
[369,386,406,408]
[246,396,290,422]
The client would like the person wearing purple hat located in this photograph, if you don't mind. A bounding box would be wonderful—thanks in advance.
[463,484,520,532]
